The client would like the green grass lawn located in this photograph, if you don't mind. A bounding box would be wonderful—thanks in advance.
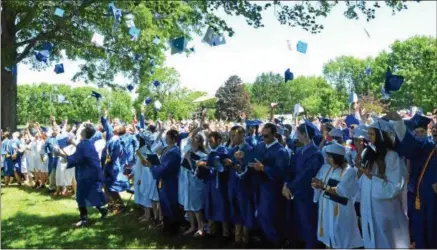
[1,184,222,249]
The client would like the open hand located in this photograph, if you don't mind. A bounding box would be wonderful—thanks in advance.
[249,159,264,172]
[311,178,324,189]
[282,184,292,200]
[234,151,245,161]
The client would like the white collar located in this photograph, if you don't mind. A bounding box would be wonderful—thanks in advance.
[265,140,278,149]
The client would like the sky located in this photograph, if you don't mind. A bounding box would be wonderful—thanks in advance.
[17,1,437,96]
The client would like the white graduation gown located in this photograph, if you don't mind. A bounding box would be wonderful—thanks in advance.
[314,164,363,249]
[359,150,410,248]
[55,145,76,186]
[134,145,154,208]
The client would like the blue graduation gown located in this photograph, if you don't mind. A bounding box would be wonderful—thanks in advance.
[150,146,181,220]
[228,143,256,228]
[120,133,139,168]
[197,146,231,222]
[3,139,14,177]
[67,139,106,207]
[103,136,130,192]
[9,139,23,175]
[286,142,324,248]
[253,141,289,245]
[44,136,60,175]
[396,130,437,249]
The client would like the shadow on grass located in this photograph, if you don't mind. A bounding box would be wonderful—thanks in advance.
[1,186,224,249]
[1,209,225,249]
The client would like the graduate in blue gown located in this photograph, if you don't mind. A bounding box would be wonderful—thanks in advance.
[142,129,182,236]
[388,112,436,249]
[228,125,256,247]
[249,123,289,248]
[44,127,62,192]
[2,131,21,185]
[197,131,232,238]
[120,125,139,175]
[56,124,107,227]
[9,132,25,185]
[283,121,324,249]
[101,111,130,213]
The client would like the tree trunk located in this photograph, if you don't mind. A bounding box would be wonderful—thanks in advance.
[1,6,18,131]
[1,67,18,131]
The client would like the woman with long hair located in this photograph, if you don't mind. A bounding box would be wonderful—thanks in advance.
[179,109,208,236]
[180,134,208,236]
[312,142,363,248]
[356,117,409,248]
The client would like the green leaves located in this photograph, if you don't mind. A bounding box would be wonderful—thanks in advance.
[322,36,437,113]
[17,83,133,125]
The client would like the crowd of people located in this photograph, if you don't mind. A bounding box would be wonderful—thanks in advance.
[1,103,436,249]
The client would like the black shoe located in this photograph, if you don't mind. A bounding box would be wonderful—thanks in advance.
[100,208,108,219]
[47,189,55,193]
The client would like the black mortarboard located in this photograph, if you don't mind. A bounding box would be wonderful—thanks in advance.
[91,91,102,101]
[285,68,294,82]
[54,63,64,74]
[384,68,404,92]
[406,113,432,130]
[145,97,153,105]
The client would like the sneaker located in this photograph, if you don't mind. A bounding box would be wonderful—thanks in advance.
[73,219,88,228]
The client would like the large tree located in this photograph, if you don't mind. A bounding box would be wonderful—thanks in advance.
[1,0,415,130]
[215,75,251,120]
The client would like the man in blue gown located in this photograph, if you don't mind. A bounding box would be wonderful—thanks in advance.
[56,124,107,227]
[228,125,256,247]
[249,123,289,248]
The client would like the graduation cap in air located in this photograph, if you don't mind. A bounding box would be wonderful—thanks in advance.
[190,47,195,52]
[284,68,294,82]
[54,8,65,17]
[349,92,358,104]
[129,27,140,41]
[153,80,160,87]
[125,14,135,28]
[127,84,134,92]
[54,63,64,74]
[35,50,50,63]
[294,103,304,115]
[91,33,105,47]
[296,41,308,54]
[203,27,226,47]
[41,126,48,133]
[383,67,404,96]
[153,36,160,45]
[345,114,360,128]
[43,42,54,51]
[170,37,188,55]
[144,97,153,105]
[91,91,103,101]
[405,113,432,130]
[154,100,162,110]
